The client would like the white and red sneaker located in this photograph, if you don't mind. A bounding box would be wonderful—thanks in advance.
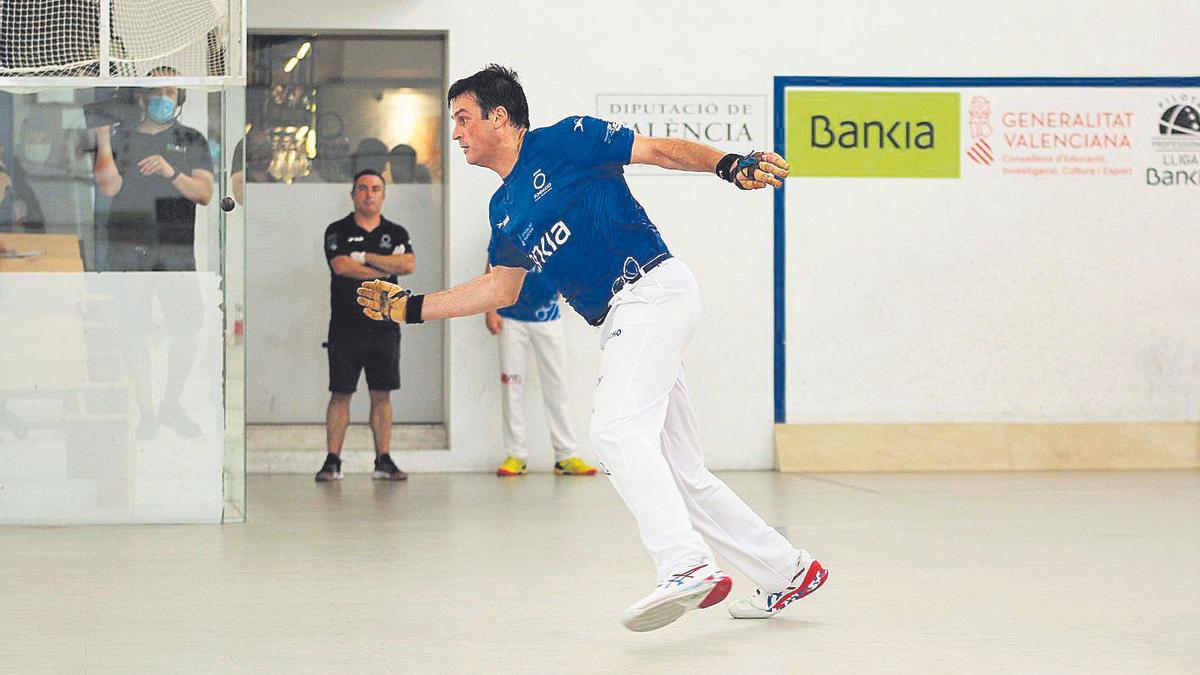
[728,549,828,619]
[620,563,733,632]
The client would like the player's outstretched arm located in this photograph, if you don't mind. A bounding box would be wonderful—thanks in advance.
[629,135,789,189]
[358,264,526,324]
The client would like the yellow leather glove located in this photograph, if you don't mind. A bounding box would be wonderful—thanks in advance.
[356,279,410,323]
[719,151,790,189]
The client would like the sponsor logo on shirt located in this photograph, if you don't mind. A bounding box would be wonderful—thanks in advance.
[532,169,552,201]
[380,233,392,249]
[611,256,644,294]
[348,236,364,242]
[325,233,338,251]
[494,215,510,229]
[604,121,624,144]
[518,222,535,245]
[527,221,571,268]
[574,117,585,132]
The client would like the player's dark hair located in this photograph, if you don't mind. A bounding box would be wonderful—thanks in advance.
[352,168,386,188]
[447,64,530,129]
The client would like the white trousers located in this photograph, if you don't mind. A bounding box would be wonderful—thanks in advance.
[499,318,579,462]
[591,259,802,593]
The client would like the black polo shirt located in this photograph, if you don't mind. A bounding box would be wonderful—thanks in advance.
[106,121,212,247]
[324,214,412,338]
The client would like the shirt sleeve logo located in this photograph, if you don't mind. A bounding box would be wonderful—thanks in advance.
[325,232,338,251]
[573,117,585,132]
[604,121,624,144]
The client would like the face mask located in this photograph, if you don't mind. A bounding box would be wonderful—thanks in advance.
[146,95,177,123]
[23,143,52,164]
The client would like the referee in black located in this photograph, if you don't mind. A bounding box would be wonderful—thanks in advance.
[316,169,414,482]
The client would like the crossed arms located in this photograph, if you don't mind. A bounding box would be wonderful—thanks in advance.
[331,249,416,280]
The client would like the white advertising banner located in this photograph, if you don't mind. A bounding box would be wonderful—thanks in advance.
[777,79,1200,424]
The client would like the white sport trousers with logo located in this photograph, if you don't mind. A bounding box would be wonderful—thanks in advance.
[592,258,802,594]
[499,317,579,462]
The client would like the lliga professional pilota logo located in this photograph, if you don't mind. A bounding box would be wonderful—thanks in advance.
[965,96,994,165]
[1147,93,1200,187]
[1157,95,1200,138]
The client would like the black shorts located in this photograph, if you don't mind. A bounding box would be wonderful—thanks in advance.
[326,331,401,393]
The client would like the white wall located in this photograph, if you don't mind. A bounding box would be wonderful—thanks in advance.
[248,0,1200,471]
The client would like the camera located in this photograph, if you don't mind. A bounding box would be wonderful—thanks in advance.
[82,88,143,129]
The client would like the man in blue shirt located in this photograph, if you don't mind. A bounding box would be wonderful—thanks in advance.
[358,65,827,631]
[485,267,597,477]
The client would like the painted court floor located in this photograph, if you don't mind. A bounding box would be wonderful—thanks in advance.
[1,470,1197,673]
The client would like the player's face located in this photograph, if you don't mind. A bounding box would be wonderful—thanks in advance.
[450,94,497,167]
[352,176,385,215]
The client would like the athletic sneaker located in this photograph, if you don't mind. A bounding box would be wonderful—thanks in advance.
[620,562,732,632]
[314,453,342,482]
[372,453,408,481]
[727,549,828,619]
[553,456,597,476]
[496,456,527,476]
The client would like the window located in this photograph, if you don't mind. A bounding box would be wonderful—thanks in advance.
[246,34,445,186]
[242,32,446,425]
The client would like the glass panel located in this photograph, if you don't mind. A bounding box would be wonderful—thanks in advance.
[220,86,245,522]
[0,80,243,524]
[244,33,445,425]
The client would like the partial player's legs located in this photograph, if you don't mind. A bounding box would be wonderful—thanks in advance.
[319,336,362,482]
[659,368,828,616]
[114,281,156,438]
[319,391,352,482]
[156,278,202,437]
[590,260,728,630]
[590,266,712,580]
[528,320,594,475]
[367,389,406,481]
[497,319,531,475]
[363,332,406,481]
[661,368,797,589]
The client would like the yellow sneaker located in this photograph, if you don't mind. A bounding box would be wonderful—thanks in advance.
[496,456,527,476]
[554,456,597,476]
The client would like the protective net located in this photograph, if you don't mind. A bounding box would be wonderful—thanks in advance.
[0,0,238,78]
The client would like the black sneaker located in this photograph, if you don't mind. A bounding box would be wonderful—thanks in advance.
[372,453,408,481]
[315,453,342,482]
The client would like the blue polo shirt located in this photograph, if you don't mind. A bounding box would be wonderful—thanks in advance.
[498,267,560,322]
[486,116,671,325]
